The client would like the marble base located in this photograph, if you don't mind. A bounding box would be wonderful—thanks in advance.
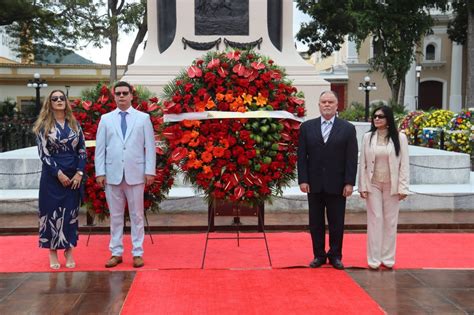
[1,140,472,213]
[2,176,473,213]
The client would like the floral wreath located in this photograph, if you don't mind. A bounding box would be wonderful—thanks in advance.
[445,110,472,153]
[72,85,175,220]
[161,50,305,205]
[399,111,426,144]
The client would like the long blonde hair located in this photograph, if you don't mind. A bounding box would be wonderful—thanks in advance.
[32,90,79,135]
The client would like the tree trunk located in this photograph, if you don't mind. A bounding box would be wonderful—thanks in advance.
[388,79,399,104]
[127,6,147,66]
[398,79,405,107]
[466,8,474,106]
[108,0,120,83]
[109,33,118,83]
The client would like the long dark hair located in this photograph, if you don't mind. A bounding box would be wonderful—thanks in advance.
[369,105,400,156]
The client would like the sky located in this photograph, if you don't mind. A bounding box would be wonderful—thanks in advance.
[77,2,311,65]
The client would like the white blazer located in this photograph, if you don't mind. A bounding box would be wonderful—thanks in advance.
[358,131,409,196]
[95,107,156,185]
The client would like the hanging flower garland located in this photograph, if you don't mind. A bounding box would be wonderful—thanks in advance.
[161,50,305,205]
[72,85,175,221]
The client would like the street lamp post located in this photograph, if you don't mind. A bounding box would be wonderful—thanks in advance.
[65,85,71,98]
[27,73,48,116]
[415,65,422,110]
[358,76,377,122]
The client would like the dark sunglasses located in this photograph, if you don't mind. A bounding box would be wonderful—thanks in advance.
[51,96,66,102]
[373,114,386,119]
[115,91,130,96]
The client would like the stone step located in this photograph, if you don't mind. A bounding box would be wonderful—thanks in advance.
[2,176,473,213]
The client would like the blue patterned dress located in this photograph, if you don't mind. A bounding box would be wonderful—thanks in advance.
[36,121,87,249]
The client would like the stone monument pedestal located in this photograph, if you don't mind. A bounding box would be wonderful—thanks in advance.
[122,0,328,119]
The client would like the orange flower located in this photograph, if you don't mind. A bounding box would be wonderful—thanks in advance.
[213,146,225,157]
[182,120,195,128]
[202,165,212,174]
[192,159,202,169]
[254,93,268,106]
[241,93,253,105]
[180,132,192,144]
[225,93,234,102]
[186,159,196,169]
[237,106,247,113]
[190,130,199,138]
[206,99,216,109]
[195,101,206,112]
[188,150,197,160]
[201,151,213,163]
[216,93,225,101]
[189,138,200,147]
[230,96,245,112]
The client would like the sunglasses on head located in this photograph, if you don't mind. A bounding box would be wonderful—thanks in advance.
[115,91,130,96]
[51,96,66,102]
[373,114,386,119]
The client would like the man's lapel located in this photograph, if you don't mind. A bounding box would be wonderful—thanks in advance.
[314,117,324,144]
[112,109,125,144]
[124,107,138,143]
[325,117,341,144]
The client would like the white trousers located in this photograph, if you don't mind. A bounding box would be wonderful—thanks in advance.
[105,180,145,257]
[366,180,400,268]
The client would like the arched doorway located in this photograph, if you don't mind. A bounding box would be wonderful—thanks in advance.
[419,80,442,111]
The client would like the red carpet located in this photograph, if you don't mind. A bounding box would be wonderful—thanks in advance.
[121,269,384,315]
[0,233,473,272]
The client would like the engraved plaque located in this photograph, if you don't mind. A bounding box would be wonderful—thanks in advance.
[195,0,249,35]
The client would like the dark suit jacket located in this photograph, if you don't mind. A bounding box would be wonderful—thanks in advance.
[297,117,358,195]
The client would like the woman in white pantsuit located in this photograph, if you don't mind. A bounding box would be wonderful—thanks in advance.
[358,106,409,270]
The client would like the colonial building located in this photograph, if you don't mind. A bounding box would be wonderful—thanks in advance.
[308,7,466,112]
[0,27,124,116]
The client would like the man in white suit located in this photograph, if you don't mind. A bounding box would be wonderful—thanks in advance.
[95,81,156,268]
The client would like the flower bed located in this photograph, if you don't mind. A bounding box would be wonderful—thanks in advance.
[72,85,175,220]
[161,50,305,205]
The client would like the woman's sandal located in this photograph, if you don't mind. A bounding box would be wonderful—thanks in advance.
[64,248,76,269]
[49,250,60,270]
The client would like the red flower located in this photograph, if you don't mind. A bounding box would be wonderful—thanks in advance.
[160,50,305,204]
[73,84,176,220]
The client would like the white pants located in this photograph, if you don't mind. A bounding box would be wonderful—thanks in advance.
[105,180,145,257]
[366,180,400,268]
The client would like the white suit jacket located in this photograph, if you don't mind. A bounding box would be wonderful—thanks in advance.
[358,131,409,196]
[95,107,156,185]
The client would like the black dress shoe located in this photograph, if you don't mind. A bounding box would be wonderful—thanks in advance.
[329,258,344,270]
[309,258,326,268]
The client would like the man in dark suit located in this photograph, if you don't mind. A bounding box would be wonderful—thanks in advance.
[297,91,358,270]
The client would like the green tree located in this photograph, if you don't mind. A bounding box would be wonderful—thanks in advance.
[448,0,474,106]
[296,0,448,105]
[3,0,147,83]
[0,0,39,26]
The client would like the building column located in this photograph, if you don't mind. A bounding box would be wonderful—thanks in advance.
[404,59,417,112]
[449,42,463,112]
[346,37,359,64]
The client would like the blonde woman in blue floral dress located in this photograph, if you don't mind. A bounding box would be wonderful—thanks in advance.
[33,90,87,269]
